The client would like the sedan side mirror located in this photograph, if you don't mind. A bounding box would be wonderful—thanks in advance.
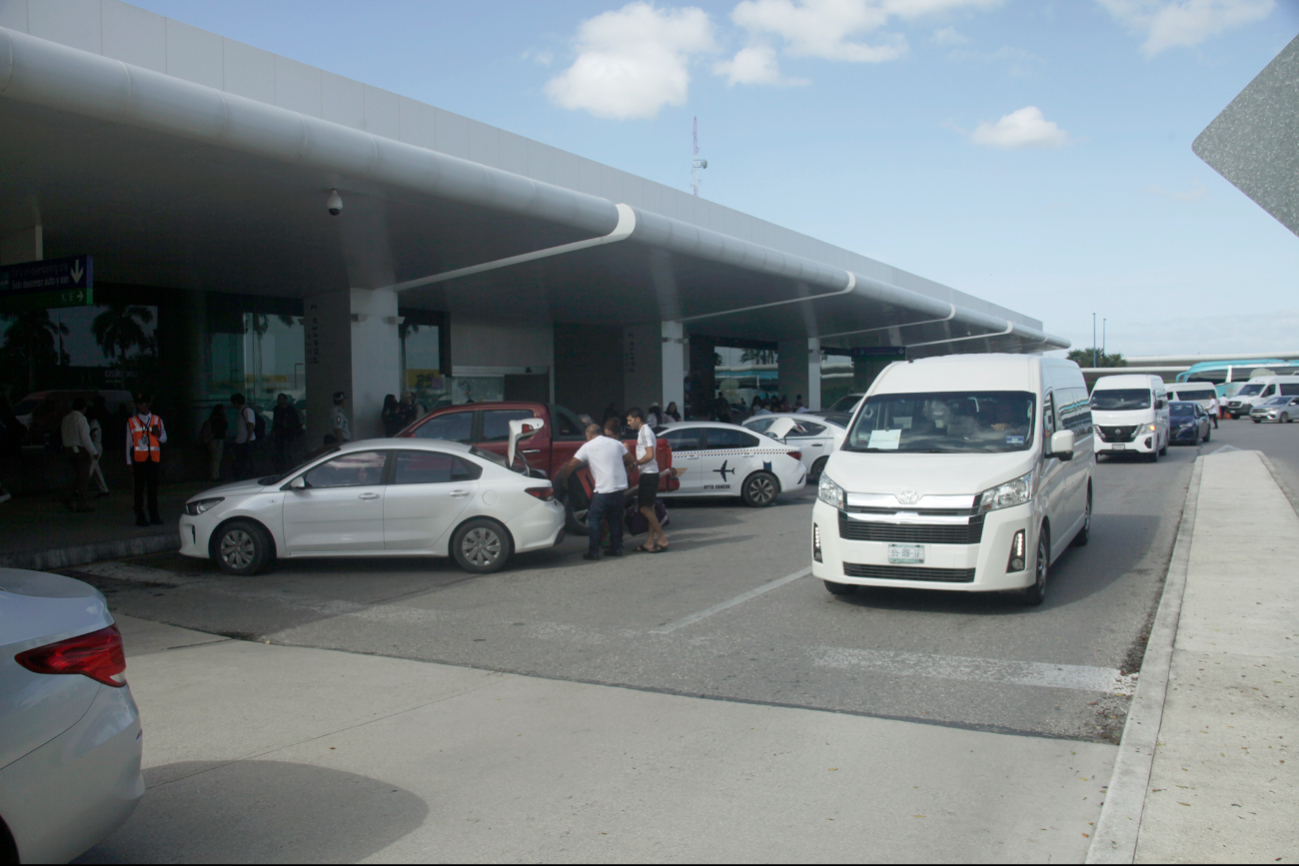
[287,475,306,490]
[1049,430,1075,461]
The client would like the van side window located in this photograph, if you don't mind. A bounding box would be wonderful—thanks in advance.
[1261,385,1276,397]
[1282,384,1299,396]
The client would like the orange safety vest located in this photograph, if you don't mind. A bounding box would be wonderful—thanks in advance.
[128,414,162,463]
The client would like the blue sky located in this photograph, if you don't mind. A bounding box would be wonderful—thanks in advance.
[133,0,1299,358]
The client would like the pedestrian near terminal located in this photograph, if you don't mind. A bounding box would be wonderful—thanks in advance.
[556,423,636,561]
[1207,392,1220,429]
[198,405,227,481]
[125,394,166,526]
[399,391,424,426]
[230,394,257,480]
[61,397,98,512]
[271,393,303,472]
[381,394,403,437]
[664,401,681,423]
[627,407,668,553]
[331,391,351,443]
[85,398,110,497]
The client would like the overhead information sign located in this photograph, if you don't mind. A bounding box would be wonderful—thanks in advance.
[0,255,94,309]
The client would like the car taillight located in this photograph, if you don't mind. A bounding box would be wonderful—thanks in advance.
[15,624,127,688]
[788,451,802,462]
[525,486,554,501]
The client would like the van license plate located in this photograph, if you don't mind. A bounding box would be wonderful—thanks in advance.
[888,544,925,564]
[1113,443,1126,450]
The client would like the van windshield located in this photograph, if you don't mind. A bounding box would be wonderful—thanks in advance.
[1090,389,1151,411]
[1237,384,1265,396]
[844,391,1035,453]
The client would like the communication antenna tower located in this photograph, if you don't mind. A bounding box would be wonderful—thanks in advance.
[692,116,708,196]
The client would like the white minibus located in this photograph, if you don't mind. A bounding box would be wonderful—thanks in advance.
[1090,374,1169,461]
[1223,375,1299,419]
[1166,382,1218,417]
[813,354,1093,606]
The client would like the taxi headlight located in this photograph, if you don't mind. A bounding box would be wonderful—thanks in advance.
[818,474,845,509]
[977,470,1035,513]
[184,497,224,516]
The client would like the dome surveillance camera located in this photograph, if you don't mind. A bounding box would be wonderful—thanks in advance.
[326,189,343,216]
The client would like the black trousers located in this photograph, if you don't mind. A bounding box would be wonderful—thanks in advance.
[132,461,160,520]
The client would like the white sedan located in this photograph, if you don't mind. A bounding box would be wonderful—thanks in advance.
[179,439,566,575]
[657,422,806,507]
[742,413,846,481]
[0,570,144,863]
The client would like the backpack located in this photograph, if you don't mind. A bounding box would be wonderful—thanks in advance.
[251,409,266,442]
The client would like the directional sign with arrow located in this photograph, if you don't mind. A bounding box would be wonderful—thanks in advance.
[0,255,94,311]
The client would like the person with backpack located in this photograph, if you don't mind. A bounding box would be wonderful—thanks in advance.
[230,393,258,480]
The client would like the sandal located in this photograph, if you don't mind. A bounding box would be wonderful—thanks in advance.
[634,543,660,553]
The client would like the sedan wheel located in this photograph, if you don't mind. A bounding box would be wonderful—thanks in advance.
[741,471,779,508]
[1284,414,1291,424]
[452,518,513,574]
[213,520,272,575]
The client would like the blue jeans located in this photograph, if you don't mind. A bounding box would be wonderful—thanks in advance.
[588,490,625,555]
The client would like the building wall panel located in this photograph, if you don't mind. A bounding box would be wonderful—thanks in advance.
[275,54,322,118]
[321,71,365,130]
[467,120,500,169]
[164,18,223,89]
[398,96,437,150]
[434,109,470,159]
[0,0,29,32]
[27,0,99,54]
[101,0,165,72]
[363,85,400,140]
[222,39,275,104]
[497,130,529,178]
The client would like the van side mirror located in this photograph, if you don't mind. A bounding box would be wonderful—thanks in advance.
[1050,430,1075,460]
[1155,398,1166,409]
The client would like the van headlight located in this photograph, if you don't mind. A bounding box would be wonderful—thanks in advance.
[977,471,1034,513]
[184,497,224,516]
[818,474,845,509]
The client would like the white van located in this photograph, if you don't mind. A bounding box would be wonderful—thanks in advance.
[813,354,1093,606]
[1090,374,1170,461]
[1223,375,1299,419]
[1166,382,1218,416]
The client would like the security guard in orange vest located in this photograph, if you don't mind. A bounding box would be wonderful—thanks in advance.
[125,393,167,527]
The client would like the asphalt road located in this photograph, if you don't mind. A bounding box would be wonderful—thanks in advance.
[74,419,1296,745]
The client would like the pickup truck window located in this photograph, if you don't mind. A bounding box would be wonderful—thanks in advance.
[483,409,536,442]
[552,405,586,440]
[411,411,473,443]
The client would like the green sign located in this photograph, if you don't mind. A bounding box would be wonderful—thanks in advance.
[0,255,94,311]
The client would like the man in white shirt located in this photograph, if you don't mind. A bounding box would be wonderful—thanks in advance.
[331,391,352,443]
[231,393,257,480]
[556,424,636,561]
[61,397,98,512]
[626,407,668,553]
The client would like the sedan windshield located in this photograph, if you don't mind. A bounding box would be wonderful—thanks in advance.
[1090,389,1151,411]
[845,391,1035,454]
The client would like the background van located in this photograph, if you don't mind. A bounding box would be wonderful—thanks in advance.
[1223,375,1299,419]
[1167,382,1219,416]
[1090,374,1169,461]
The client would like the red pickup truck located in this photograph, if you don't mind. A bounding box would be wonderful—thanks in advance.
[398,402,675,532]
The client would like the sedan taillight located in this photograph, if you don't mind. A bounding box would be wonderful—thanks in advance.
[15,624,127,687]
[525,486,555,501]
[788,451,802,462]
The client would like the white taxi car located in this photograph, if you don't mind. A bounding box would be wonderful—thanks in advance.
[179,438,565,575]
[656,422,806,507]
[742,414,846,481]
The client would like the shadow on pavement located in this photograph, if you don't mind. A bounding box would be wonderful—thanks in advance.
[77,760,428,864]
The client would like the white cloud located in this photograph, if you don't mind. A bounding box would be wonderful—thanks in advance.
[545,2,716,120]
[1096,0,1275,55]
[522,49,554,66]
[968,106,1071,149]
[1140,182,1207,202]
[932,26,970,44]
[713,44,810,84]
[729,0,1002,63]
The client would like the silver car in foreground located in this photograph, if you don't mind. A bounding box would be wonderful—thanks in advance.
[1250,396,1299,423]
[0,570,143,863]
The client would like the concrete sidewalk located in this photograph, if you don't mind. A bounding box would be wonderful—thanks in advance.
[0,482,208,570]
[81,615,1113,863]
[1090,450,1297,863]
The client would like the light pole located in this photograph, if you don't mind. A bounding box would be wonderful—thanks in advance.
[1092,313,1097,368]
[1102,318,1107,360]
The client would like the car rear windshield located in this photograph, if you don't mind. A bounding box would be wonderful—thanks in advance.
[1169,402,1197,417]
[844,391,1036,454]
[1090,389,1151,411]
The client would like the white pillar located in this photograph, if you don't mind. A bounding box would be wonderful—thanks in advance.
[661,321,685,414]
[0,226,42,266]
[303,288,401,443]
[807,338,822,411]
[779,338,818,410]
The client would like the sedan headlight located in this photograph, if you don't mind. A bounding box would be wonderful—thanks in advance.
[818,474,845,509]
[184,497,224,516]
[977,470,1035,513]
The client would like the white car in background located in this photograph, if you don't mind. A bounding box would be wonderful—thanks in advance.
[742,413,846,481]
[0,570,144,864]
[179,433,565,576]
[657,422,807,507]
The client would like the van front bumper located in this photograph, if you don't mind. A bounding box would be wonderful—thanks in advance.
[812,499,1038,593]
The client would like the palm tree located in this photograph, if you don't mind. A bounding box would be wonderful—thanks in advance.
[92,303,155,368]
[0,311,69,392]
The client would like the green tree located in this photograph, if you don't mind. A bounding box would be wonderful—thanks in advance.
[0,310,69,392]
[740,348,777,365]
[92,303,155,365]
[1068,348,1126,368]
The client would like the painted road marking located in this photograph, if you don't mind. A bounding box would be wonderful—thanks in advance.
[650,567,812,634]
[1209,444,1239,454]
[813,646,1138,695]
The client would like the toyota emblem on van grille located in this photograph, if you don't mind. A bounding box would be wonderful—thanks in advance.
[897,490,921,505]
